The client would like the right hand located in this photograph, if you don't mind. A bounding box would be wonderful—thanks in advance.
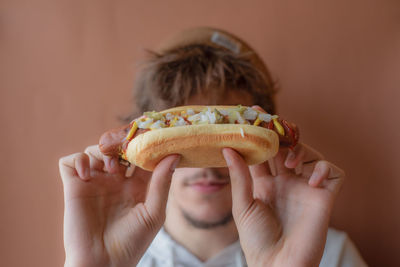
[59,145,180,267]
[222,144,344,267]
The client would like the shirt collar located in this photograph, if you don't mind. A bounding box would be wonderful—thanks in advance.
[147,227,246,266]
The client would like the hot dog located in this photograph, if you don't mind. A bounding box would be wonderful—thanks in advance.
[99,105,299,171]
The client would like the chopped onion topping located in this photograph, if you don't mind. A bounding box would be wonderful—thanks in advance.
[188,113,201,122]
[258,113,272,122]
[206,110,217,124]
[201,114,209,123]
[134,106,277,130]
[138,119,153,129]
[243,107,258,120]
[150,120,165,129]
[219,109,229,116]
[174,117,188,126]
[236,112,246,124]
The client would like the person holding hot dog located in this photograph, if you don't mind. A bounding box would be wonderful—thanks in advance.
[59,27,367,267]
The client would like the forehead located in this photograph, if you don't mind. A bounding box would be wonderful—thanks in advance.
[186,90,254,106]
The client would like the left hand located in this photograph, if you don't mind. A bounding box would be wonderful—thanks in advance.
[60,145,180,267]
[222,142,344,267]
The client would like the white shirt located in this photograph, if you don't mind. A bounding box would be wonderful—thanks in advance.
[138,228,367,267]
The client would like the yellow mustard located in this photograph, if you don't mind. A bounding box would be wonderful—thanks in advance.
[253,118,262,126]
[126,121,138,140]
[273,118,285,136]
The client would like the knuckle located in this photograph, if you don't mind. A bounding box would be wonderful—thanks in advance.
[333,164,346,179]
[318,159,330,168]
[58,156,66,166]
[58,153,80,168]
[78,152,89,161]
[84,144,98,153]
[294,142,303,153]
[315,160,330,175]
[297,147,306,161]
[58,158,67,174]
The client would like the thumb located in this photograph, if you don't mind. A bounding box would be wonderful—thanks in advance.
[145,154,181,216]
[222,148,253,216]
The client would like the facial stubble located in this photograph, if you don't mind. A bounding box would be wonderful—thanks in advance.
[178,168,233,229]
[180,208,233,229]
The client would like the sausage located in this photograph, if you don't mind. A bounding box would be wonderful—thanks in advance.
[281,119,299,149]
[99,124,149,158]
[259,119,299,149]
[99,117,299,159]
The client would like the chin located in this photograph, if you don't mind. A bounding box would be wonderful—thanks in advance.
[180,205,233,229]
[182,201,232,221]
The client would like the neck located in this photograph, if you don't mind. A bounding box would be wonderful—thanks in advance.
[164,204,239,262]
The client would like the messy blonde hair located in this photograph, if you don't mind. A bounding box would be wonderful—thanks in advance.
[129,43,277,119]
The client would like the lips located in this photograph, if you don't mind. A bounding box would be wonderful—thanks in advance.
[188,180,229,193]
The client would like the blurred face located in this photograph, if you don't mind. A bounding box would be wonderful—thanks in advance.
[170,167,233,228]
[168,89,253,229]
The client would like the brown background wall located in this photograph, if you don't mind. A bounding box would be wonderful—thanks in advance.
[1,1,399,266]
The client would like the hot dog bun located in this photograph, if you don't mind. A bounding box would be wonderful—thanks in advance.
[125,106,279,171]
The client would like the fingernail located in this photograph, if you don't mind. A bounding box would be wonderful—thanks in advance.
[104,156,112,171]
[286,150,296,162]
[288,150,296,160]
[84,168,90,179]
[170,155,181,171]
[110,158,116,168]
[309,167,320,186]
[222,148,233,166]
[110,158,119,172]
